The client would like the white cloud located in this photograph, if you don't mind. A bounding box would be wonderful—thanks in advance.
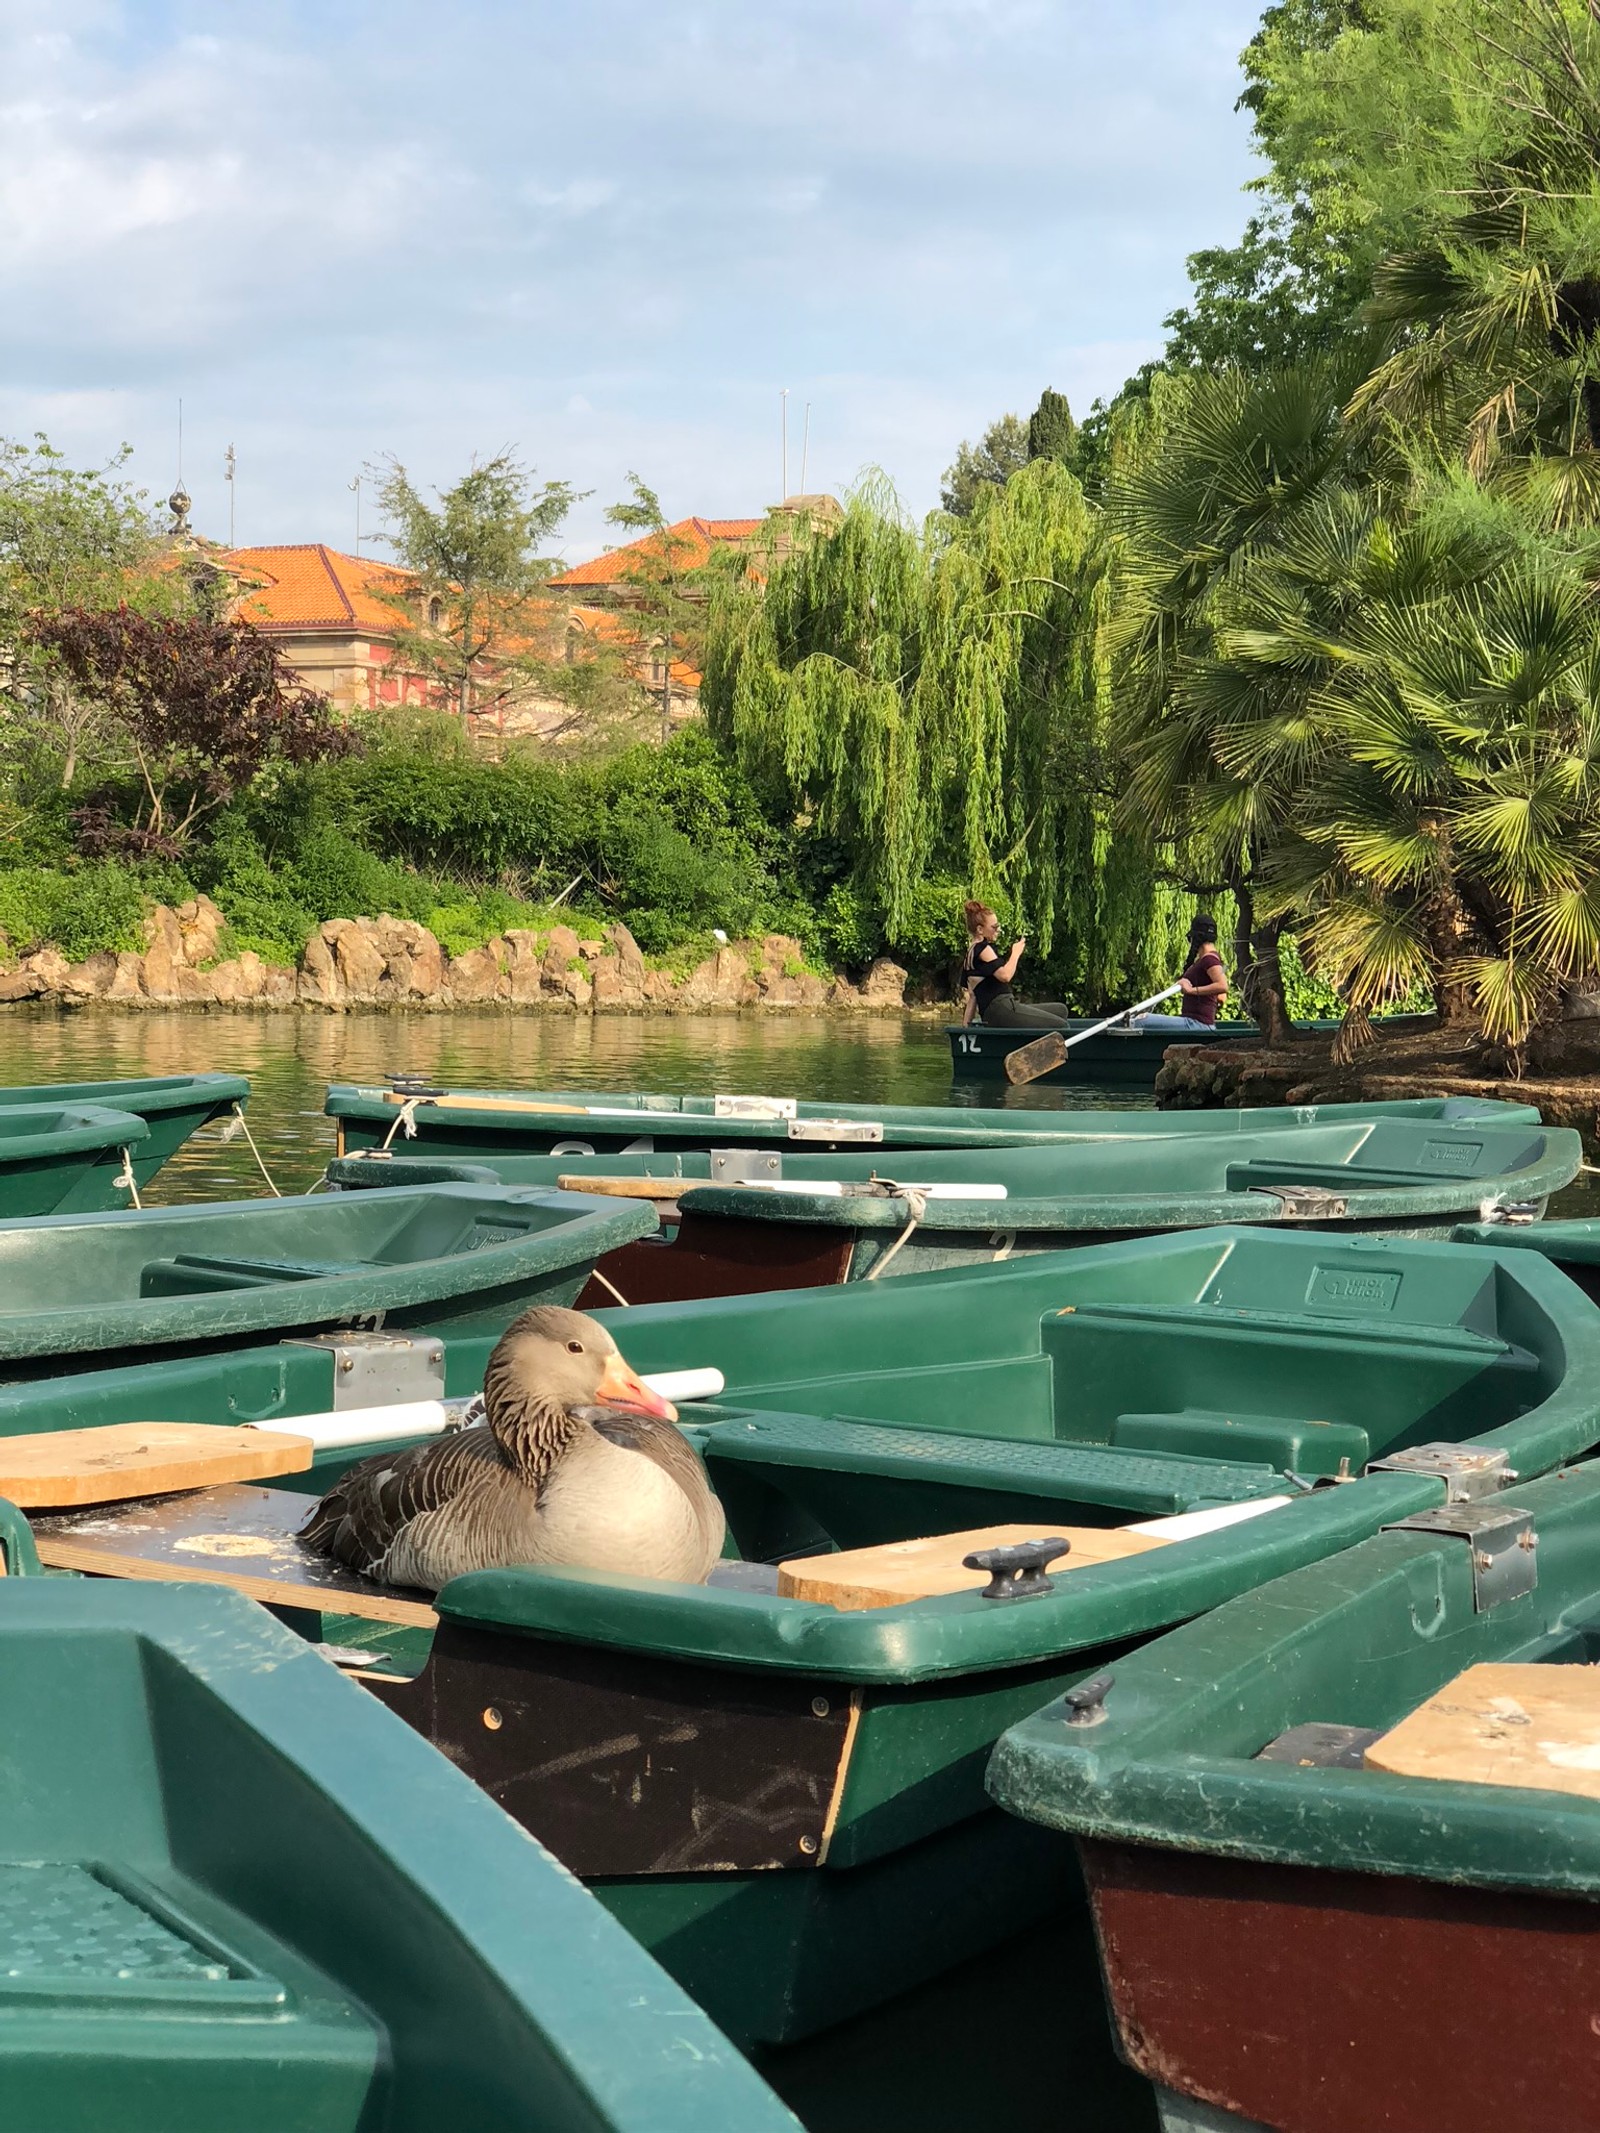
[0,0,1266,555]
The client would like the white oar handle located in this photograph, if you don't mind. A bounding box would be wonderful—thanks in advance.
[248,1367,730,1453]
[1057,983,1184,1055]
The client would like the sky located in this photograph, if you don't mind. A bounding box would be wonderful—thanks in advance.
[0,0,1268,563]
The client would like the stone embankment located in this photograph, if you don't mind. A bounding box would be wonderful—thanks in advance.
[0,899,911,1015]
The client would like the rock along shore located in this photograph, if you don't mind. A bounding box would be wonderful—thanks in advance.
[0,899,913,1015]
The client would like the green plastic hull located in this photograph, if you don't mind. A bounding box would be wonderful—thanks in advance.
[0,1183,655,1373]
[945,1015,1438,1087]
[329,1081,1542,1160]
[0,1575,797,2133]
[989,1456,1600,2133]
[0,1074,251,1199]
[0,1102,156,1218]
[10,1226,1600,2091]
[325,1112,1581,1305]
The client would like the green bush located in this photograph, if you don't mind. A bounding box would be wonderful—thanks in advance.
[0,861,192,962]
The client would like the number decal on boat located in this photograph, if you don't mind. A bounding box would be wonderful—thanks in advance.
[956,1035,981,1054]
[549,1138,597,1156]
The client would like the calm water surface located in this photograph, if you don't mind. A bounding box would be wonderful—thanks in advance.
[0,1009,1154,1201]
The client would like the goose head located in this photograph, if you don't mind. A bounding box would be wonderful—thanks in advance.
[482,1305,677,1468]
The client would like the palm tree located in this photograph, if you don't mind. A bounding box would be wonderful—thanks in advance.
[1109,357,1372,1040]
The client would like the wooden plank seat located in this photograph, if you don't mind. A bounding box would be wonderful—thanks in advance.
[139,1253,380,1296]
[697,1412,1286,1518]
[1365,1664,1600,1802]
[778,1520,1171,1611]
[31,1485,437,1627]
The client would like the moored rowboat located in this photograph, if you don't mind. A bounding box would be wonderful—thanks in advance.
[0,1183,656,1372]
[0,1072,251,1200]
[0,1563,798,2133]
[328,1080,1541,1160]
[987,1454,1600,2133]
[327,1112,1582,1303]
[0,1102,151,1218]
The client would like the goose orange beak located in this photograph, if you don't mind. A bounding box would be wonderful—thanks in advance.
[595,1352,678,1421]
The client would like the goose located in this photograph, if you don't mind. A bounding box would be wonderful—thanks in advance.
[299,1305,724,1593]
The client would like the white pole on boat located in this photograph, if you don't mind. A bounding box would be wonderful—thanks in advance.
[1057,982,1183,1055]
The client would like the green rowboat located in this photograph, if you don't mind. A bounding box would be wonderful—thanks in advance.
[329,1080,1540,1160]
[13,1228,1598,2081]
[988,1456,1600,2133]
[0,1102,152,1218]
[0,1073,250,1200]
[947,1015,1436,1087]
[327,1113,1581,1301]
[0,1564,797,2133]
[0,1184,655,1372]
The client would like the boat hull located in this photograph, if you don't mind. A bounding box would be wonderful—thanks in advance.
[948,1021,1261,1085]
[0,1184,656,1373]
[1081,1840,1600,2133]
[0,1073,251,1199]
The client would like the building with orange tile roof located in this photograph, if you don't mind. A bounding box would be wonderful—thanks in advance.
[220,544,430,710]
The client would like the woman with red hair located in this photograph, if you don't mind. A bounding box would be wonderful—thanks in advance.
[961,901,1073,1029]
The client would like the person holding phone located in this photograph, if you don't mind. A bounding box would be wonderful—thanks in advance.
[1135,914,1230,1031]
[962,901,1074,1028]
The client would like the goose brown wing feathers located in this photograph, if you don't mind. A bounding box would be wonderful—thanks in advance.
[299,1427,510,1582]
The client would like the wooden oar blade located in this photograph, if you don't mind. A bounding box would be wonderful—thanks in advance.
[1003,1031,1069,1086]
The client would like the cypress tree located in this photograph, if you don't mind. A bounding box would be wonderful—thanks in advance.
[1027,388,1078,467]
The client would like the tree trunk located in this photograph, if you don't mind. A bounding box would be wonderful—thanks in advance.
[1418,884,1478,1028]
[1249,918,1295,1046]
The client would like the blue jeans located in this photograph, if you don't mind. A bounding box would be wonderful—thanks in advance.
[1133,1014,1218,1033]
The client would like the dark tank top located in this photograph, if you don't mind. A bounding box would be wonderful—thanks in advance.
[967,938,1010,1018]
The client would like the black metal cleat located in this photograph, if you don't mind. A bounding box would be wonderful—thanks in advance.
[963,1535,1071,1601]
[1062,1672,1114,1726]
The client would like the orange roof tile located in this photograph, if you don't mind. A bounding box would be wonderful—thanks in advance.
[223,545,416,635]
[551,516,764,590]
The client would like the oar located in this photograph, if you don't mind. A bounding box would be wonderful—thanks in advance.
[1003,984,1185,1087]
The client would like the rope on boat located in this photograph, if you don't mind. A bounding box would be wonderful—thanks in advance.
[113,1147,142,1209]
[378,1098,421,1152]
[227,1103,282,1198]
[864,1188,928,1280]
[588,1265,632,1307]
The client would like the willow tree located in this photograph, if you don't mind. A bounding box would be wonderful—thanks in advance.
[701,465,1159,1001]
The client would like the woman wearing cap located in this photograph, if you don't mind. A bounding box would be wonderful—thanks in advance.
[1136,914,1229,1031]
[961,901,1074,1029]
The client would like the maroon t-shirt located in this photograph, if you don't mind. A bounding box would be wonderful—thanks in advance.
[1183,946,1224,1026]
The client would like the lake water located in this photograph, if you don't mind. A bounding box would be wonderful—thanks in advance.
[0,1008,1154,1201]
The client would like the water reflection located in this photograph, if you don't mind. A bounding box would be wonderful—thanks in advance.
[0,1008,1151,1202]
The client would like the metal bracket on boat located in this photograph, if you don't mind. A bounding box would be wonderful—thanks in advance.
[709,1148,783,1185]
[386,1076,444,1097]
[714,1093,797,1120]
[1249,1184,1349,1219]
[285,1330,447,1409]
[1475,1198,1543,1226]
[788,1119,884,1143]
[963,1535,1071,1601]
[1365,1443,1515,1502]
[1381,1502,1539,1611]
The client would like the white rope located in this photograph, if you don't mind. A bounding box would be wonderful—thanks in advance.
[113,1147,142,1209]
[864,1188,928,1280]
[229,1103,282,1197]
[379,1098,421,1152]
[588,1265,632,1307]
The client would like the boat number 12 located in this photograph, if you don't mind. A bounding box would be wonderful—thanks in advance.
[956,1034,982,1054]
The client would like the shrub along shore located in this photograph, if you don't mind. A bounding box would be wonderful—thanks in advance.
[0,895,913,1015]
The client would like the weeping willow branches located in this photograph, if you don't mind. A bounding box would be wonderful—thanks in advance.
[702,465,1150,985]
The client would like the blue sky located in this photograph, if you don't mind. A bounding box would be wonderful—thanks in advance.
[0,0,1267,561]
